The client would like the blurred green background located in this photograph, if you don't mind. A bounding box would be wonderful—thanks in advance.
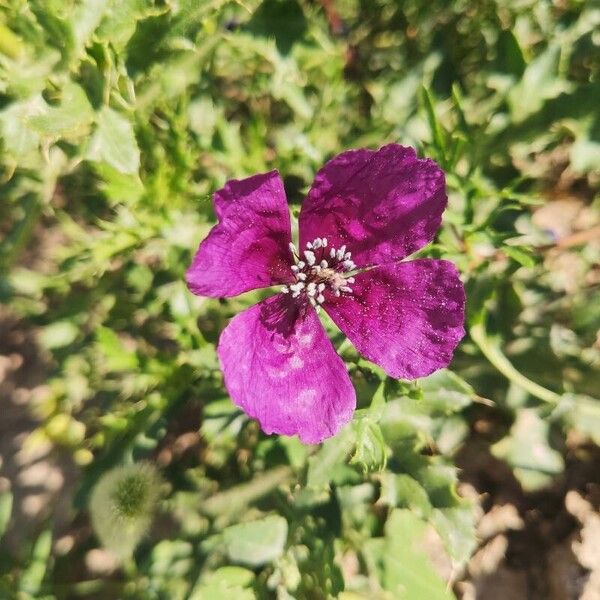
[0,0,599,598]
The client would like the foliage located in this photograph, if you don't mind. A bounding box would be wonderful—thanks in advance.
[0,0,598,598]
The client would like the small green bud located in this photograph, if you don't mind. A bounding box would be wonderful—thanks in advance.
[89,463,162,561]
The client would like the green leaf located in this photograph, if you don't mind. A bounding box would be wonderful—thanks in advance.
[223,515,288,567]
[28,82,94,138]
[0,96,44,160]
[19,528,53,595]
[40,321,79,349]
[502,245,536,268]
[419,369,475,414]
[0,490,13,540]
[560,394,600,446]
[73,0,110,52]
[190,566,256,600]
[306,425,354,489]
[96,326,139,371]
[351,418,387,473]
[245,0,307,55]
[492,409,564,490]
[366,509,455,599]
[508,44,569,120]
[87,107,140,174]
[431,505,477,567]
[378,473,432,519]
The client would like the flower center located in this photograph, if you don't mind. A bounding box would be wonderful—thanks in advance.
[281,237,356,311]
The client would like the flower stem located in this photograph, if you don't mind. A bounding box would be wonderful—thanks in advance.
[470,321,561,405]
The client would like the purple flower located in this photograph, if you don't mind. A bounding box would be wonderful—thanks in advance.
[186,144,465,444]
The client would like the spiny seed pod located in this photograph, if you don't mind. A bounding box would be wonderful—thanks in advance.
[89,462,162,561]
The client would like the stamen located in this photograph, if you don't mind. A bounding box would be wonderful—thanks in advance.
[336,245,347,260]
[286,241,355,307]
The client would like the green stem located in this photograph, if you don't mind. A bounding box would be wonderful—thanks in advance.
[0,194,43,272]
[470,321,561,404]
[201,466,292,518]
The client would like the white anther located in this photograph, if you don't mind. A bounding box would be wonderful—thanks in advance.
[344,252,352,259]
[313,265,321,273]
[346,277,355,283]
[340,285,352,293]
[343,260,355,271]
[330,248,336,258]
[306,282,317,296]
[304,250,316,265]
[335,245,346,260]
[317,293,325,304]
[297,261,305,269]
[317,283,326,292]
[290,282,305,292]
[312,238,322,249]
[291,265,299,273]
[320,260,328,268]
[297,273,307,281]
[281,286,289,293]
[289,242,297,255]
[306,241,313,249]
[322,238,328,247]
[334,290,341,297]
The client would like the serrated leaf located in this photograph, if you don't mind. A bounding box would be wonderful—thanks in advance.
[87,107,140,174]
[28,82,94,138]
[223,515,288,567]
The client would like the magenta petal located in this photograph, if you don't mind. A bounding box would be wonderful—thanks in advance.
[324,259,465,379]
[299,144,447,267]
[186,171,294,297]
[217,294,356,444]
